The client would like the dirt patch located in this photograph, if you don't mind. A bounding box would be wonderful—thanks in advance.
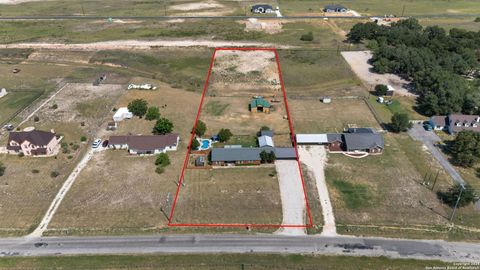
[244,18,283,34]
[169,1,224,11]
[341,51,416,97]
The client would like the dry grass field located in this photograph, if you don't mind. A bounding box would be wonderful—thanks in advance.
[47,84,202,234]
[172,167,282,225]
[289,98,381,133]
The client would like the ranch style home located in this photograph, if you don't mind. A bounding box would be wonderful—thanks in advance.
[108,134,179,155]
[296,128,384,154]
[429,114,480,134]
[324,4,348,13]
[211,147,296,166]
[6,129,61,156]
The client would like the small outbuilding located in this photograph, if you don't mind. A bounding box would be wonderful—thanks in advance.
[0,88,7,99]
[249,98,271,113]
[113,107,133,122]
[324,4,348,13]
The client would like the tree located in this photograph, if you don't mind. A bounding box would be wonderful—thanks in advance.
[450,131,480,167]
[50,171,60,178]
[260,150,276,164]
[0,162,5,177]
[300,32,314,41]
[152,118,173,135]
[195,120,207,137]
[374,84,388,96]
[218,128,233,142]
[155,153,170,167]
[390,113,412,132]
[145,106,160,121]
[437,183,478,208]
[155,166,165,174]
[80,136,87,142]
[127,99,148,118]
[191,139,200,150]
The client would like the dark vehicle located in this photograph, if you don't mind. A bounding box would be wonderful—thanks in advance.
[251,4,274,14]
[102,140,109,148]
[34,242,48,248]
[423,123,433,131]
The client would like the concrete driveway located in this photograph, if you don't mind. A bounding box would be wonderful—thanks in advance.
[408,123,464,185]
[274,160,306,235]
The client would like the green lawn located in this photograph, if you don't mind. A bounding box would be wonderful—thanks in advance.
[0,91,42,125]
[0,254,452,270]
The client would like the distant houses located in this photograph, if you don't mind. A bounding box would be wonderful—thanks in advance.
[324,4,348,13]
[296,128,384,154]
[6,129,61,156]
[429,114,480,134]
[109,134,179,155]
[251,4,274,14]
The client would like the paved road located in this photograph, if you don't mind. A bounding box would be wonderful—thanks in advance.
[0,234,479,262]
[0,14,475,21]
[408,123,465,185]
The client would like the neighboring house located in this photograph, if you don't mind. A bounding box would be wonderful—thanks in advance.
[324,4,348,13]
[296,128,384,154]
[6,130,60,156]
[113,107,133,122]
[109,134,179,155]
[429,116,447,131]
[251,4,274,14]
[258,135,274,147]
[211,147,296,166]
[429,114,480,134]
[249,98,271,113]
[448,114,480,134]
[386,85,395,96]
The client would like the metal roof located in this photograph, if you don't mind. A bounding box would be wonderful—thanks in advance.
[258,135,274,147]
[211,147,296,162]
[343,133,384,151]
[250,98,271,108]
[296,134,328,144]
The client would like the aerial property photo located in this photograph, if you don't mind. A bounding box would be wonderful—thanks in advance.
[0,0,479,268]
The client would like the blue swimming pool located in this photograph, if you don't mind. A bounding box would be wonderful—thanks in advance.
[201,140,210,149]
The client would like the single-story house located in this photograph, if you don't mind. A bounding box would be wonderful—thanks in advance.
[429,114,480,134]
[211,147,296,166]
[448,114,480,134]
[251,4,274,14]
[429,116,447,131]
[113,107,133,122]
[250,98,271,113]
[258,135,274,147]
[324,4,348,13]
[296,128,384,154]
[109,133,179,155]
[6,129,60,156]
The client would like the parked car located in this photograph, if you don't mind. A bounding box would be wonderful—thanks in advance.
[251,4,274,14]
[423,123,433,131]
[3,124,14,131]
[102,140,109,148]
[92,139,102,148]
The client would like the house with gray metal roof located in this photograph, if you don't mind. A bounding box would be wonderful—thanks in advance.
[211,147,296,166]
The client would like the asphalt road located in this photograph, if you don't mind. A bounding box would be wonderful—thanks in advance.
[0,14,475,21]
[0,234,479,263]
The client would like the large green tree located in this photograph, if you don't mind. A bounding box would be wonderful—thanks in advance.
[218,128,232,142]
[152,118,173,135]
[195,120,207,137]
[145,106,160,121]
[437,183,478,208]
[390,113,412,132]
[127,99,148,118]
[450,131,480,167]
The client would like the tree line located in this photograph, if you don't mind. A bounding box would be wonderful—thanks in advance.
[348,18,480,116]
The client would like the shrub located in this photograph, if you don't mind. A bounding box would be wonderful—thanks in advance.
[300,32,314,41]
[18,152,24,157]
[145,106,160,121]
[191,139,200,150]
[152,117,173,135]
[80,136,87,142]
[67,155,73,159]
[72,144,80,151]
[50,171,60,178]
[33,116,40,122]
[50,103,58,110]
[374,84,388,96]
[155,153,170,167]
[0,162,5,177]
[31,169,40,174]
[218,128,233,142]
[155,166,165,174]
[475,17,480,22]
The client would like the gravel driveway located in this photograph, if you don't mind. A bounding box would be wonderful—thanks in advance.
[408,123,464,185]
[274,160,306,235]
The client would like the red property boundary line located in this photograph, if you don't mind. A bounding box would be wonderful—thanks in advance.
[168,47,313,228]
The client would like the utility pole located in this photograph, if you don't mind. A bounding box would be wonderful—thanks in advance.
[450,184,465,222]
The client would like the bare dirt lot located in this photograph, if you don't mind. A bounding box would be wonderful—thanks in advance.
[341,51,416,97]
[289,98,381,133]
